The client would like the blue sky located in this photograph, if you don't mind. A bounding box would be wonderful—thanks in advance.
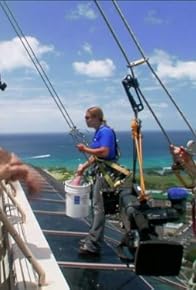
[0,1,196,133]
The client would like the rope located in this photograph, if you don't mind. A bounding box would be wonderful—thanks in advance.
[1,2,73,129]
[94,0,134,77]
[131,119,148,201]
[94,0,172,145]
[94,1,196,200]
[112,0,196,140]
[0,1,88,148]
[137,87,172,145]
[0,1,90,163]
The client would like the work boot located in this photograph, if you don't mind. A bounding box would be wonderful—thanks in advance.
[79,243,100,256]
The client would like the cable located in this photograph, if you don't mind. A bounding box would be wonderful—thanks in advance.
[112,0,196,140]
[94,0,172,144]
[1,2,74,129]
[0,1,90,160]
[94,0,134,77]
[0,1,90,150]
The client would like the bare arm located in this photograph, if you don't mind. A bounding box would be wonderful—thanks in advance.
[0,148,42,194]
[76,155,96,175]
[76,143,109,175]
[76,143,109,158]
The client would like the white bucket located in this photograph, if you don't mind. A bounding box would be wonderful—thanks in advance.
[64,180,91,218]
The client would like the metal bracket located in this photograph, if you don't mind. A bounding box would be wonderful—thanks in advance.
[128,58,148,68]
[122,74,144,114]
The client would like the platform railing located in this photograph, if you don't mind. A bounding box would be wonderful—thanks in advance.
[0,193,9,289]
[0,182,26,223]
[0,181,46,286]
[190,260,196,288]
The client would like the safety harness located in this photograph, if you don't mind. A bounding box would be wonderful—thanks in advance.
[95,157,131,190]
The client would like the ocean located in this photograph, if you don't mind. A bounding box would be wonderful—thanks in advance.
[0,130,194,171]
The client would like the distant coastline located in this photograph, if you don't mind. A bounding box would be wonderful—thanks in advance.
[45,166,190,192]
[0,130,194,177]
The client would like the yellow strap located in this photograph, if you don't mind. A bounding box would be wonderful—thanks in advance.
[95,158,131,189]
[100,160,131,176]
[96,162,115,188]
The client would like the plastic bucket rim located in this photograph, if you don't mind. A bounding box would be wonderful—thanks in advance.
[65,179,92,189]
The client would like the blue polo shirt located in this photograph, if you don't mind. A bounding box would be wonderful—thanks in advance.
[91,125,116,160]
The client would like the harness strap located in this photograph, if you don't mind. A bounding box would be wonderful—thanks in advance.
[95,158,131,189]
[96,162,115,188]
[100,160,131,176]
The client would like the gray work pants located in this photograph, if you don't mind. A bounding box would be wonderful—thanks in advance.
[85,175,107,251]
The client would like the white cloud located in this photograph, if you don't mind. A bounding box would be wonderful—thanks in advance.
[150,49,196,81]
[72,59,116,78]
[142,85,161,92]
[82,42,92,54]
[0,36,54,72]
[145,10,167,25]
[66,3,97,20]
[151,102,168,109]
[0,97,66,133]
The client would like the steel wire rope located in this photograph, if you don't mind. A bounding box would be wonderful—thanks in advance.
[1,1,89,163]
[94,0,143,110]
[0,1,88,148]
[94,0,133,75]
[94,0,179,144]
[138,87,172,144]
[95,3,194,280]
[94,0,142,179]
[0,2,72,129]
[95,0,166,188]
[94,0,172,145]
[112,0,196,140]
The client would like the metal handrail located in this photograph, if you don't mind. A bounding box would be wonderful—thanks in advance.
[0,181,26,223]
[0,181,46,286]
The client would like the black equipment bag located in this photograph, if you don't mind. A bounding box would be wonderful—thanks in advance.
[135,240,183,276]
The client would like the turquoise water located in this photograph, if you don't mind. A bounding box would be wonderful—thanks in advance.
[0,130,193,171]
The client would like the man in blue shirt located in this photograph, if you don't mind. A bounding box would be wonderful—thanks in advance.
[76,106,117,255]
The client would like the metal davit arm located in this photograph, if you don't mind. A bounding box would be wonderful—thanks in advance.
[0,181,46,286]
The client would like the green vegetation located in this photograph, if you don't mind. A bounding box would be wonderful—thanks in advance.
[47,166,192,191]
[47,167,74,181]
[142,174,180,190]
[185,244,196,263]
[139,172,191,191]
